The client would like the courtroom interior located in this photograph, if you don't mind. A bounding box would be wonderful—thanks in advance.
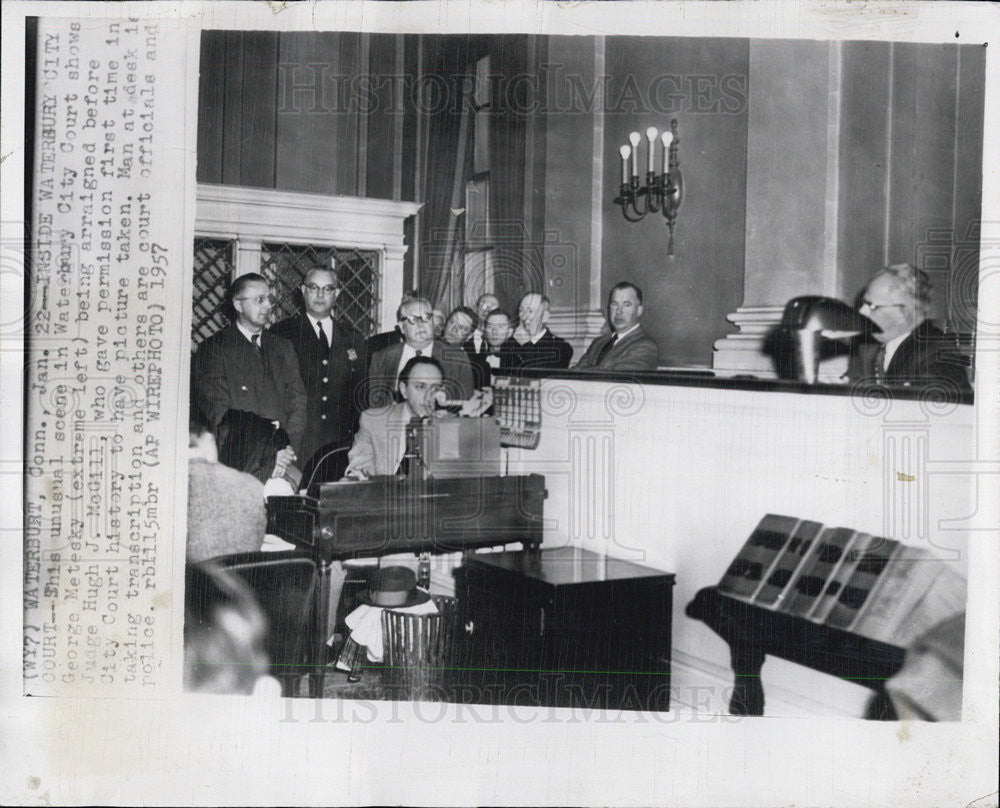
[184,31,982,719]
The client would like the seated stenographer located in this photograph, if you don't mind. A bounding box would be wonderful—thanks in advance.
[313,355,496,665]
[344,355,493,479]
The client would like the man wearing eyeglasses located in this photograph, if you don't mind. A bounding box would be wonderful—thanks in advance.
[271,267,368,468]
[192,273,307,472]
[847,263,971,394]
[366,296,474,407]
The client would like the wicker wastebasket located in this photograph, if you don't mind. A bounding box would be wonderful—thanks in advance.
[380,595,458,701]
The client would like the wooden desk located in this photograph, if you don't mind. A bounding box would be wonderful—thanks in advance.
[456,547,675,711]
[266,474,547,695]
[686,587,906,717]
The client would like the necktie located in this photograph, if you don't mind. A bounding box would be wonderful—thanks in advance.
[415,349,423,357]
[251,333,263,354]
[595,333,618,365]
[317,321,329,351]
[871,344,886,382]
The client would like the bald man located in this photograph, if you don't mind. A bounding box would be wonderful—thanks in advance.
[510,292,573,370]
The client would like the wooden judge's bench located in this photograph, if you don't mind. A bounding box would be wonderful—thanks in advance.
[266,369,973,715]
[499,369,973,717]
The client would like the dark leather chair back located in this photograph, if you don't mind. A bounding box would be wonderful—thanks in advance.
[213,550,317,695]
[301,443,351,494]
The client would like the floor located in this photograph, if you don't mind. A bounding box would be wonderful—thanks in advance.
[282,653,863,720]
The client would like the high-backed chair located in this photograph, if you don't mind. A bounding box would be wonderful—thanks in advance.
[213,550,318,697]
[300,443,351,495]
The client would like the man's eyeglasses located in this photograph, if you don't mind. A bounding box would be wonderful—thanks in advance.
[861,299,905,313]
[399,314,433,326]
[236,295,274,306]
[304,284,337,295]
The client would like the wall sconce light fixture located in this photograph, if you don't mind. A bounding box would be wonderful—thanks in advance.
[613,119,684,255]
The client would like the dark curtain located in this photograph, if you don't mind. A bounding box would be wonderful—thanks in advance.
[417,37,485,309]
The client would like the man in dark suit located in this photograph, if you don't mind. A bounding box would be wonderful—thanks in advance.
[482,309,521,373]
[463,292,500,357]
[366,296,474,407]
[443,305,491,390]
[366,289,416,355]
[271,267,368,468]
[574,281,660,371]
[847,263,971,395]
[192,273,307,467]
[510,292,573,370]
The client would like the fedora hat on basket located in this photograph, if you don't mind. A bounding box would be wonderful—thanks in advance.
[364,566,431,608]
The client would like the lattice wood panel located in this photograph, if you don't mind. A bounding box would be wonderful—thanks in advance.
[260,243,381,340]
[192,237,235,347]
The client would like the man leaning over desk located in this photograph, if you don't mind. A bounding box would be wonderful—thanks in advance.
[574,281,660,371]
[345,355,492,479]
[313,356,491,652]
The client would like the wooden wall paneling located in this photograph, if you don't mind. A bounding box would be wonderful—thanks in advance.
[221,31,246,185]
[951,44,986,333]
[743,39,831,302]
[275,33,343,194]
[364,33,399,201]
[489,35,528,309]
[540,36,599,316]
[524,35,548,282]
[836,41,891,302]
[338,32,363,197]
[400,34,421,204]
[888,43,959,323]
[196,31,226,183]
[238,32,279,189]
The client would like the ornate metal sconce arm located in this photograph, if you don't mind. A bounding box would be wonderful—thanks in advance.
[612,119,684,255]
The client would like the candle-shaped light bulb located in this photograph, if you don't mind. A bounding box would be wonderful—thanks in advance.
[660,130,673,173]
[619,145,631,185]
[628,131,641,178]
[645,127,658,174]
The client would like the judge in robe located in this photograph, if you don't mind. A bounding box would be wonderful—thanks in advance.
[847,263,971,395]
[509,292,573,370]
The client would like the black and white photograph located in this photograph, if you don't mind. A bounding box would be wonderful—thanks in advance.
[2,2,998,806]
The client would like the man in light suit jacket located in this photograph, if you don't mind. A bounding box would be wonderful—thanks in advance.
[366,296,474,407]
[574,281,660,371]
[345,356,492,478]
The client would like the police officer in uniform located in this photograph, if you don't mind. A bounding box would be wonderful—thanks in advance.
[272,267,368,469]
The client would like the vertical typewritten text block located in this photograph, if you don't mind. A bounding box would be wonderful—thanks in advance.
[22,18,191,696]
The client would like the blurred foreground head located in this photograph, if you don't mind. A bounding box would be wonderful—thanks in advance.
[184,562,269,694]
